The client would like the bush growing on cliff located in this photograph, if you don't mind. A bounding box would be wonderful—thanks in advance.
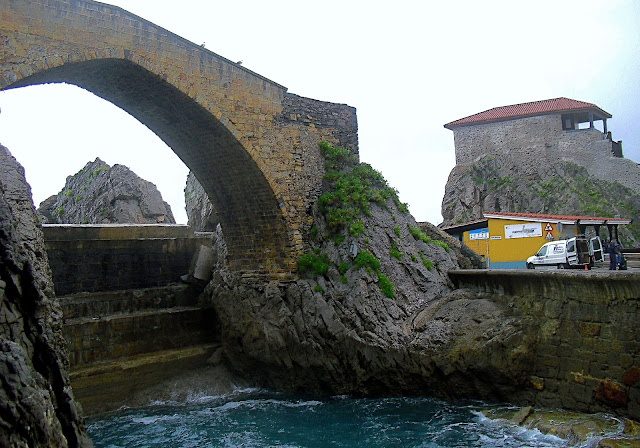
[298,252,330,276]
[354,250,394,298]
[318,141,409,238]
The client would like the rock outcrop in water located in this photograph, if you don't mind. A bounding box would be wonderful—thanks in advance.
[204,142,529,400]
[0,144,92,447]
[38,158,175,225]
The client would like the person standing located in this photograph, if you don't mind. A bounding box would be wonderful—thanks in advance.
[608,239,618,270]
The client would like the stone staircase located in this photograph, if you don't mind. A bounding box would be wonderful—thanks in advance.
[61,283,220,414]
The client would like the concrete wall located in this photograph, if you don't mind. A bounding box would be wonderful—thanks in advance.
[449,270,640,420]
[0,0,358,274]
[43,224,211,296]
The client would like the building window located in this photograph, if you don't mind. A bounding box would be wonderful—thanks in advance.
[561,114,575,130]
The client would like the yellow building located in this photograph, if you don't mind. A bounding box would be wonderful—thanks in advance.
[442,212,631,269]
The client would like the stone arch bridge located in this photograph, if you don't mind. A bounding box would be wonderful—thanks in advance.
[0,0,358,276]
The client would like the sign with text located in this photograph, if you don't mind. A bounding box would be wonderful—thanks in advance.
[469,228,489,240]
[505,223,542,239]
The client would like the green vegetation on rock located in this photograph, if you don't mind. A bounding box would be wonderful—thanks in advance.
[390,244,402,260]
[318,141,408,239]
[298,251,330,276]
[407,224,450,252]
[419,252,433,270]
[298,141,411,299]
[354,250,394,298]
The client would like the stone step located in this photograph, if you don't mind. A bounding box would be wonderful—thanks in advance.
[69,343,220,415]
[63,305,218,368]
[59,283,201,320]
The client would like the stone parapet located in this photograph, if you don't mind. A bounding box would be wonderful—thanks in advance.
[44,224,213,295]
[43,223,195,240]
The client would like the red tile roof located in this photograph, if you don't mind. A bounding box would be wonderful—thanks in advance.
[483,211,631,225]
[444,97,612,129]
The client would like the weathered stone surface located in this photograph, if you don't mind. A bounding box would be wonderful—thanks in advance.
[43,224,210,296]
[38,158,175,225]
[418,221,485,269]
[483,406,636,447]
[185,171,218,231]
[0,143,91,447]
[204,193,530,400]
[450,269,640,419]
[441,155,640,246]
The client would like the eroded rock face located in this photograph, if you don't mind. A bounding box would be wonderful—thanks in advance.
[184,171,218,231]
[441,154,640,246]
[205,199,531,400]
[38,158,174,224]
[0,144,92,447]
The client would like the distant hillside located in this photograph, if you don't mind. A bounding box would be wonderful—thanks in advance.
[441,154,640,247]
[38,158,175,224]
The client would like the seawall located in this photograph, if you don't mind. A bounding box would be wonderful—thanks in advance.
[43,224,212,295]
[449,269,640,419]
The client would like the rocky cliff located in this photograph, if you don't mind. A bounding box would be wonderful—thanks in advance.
[441,152,640,246]
[0,144,92,447]
[203,142,531,401]
[184,171,218,231]
[38,158,175,225]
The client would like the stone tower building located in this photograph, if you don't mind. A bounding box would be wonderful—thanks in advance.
[443,97,640,196]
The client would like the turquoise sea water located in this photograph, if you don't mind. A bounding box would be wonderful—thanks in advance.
[88,389,571,447]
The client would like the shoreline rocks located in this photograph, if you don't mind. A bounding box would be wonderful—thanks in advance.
[0,143,92,447]
[483,406,640,447]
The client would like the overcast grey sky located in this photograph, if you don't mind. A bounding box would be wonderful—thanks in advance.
[0,0,638,225]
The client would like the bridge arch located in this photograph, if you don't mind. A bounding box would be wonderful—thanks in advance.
[0,0,358,276]
[4,57,290,274]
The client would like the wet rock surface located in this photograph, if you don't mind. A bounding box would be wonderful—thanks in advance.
[483,406,640,447]
[0,143,92,447]
[38,158,174,225]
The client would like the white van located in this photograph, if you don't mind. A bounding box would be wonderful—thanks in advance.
[526,236,603,269]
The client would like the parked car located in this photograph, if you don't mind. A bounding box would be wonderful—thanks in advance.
[526,236,603,269]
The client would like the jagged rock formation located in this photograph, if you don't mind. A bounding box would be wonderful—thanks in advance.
[184,171,218,231]
[0,144,92,447]
[203,143,529,401]
[441,154,640,246]
[38,158,175,224]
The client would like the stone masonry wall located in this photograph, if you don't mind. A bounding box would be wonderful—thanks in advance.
[449,270,640,420]
[43,224,212,296]
[0,0,358,275]
[452,114,640,194]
